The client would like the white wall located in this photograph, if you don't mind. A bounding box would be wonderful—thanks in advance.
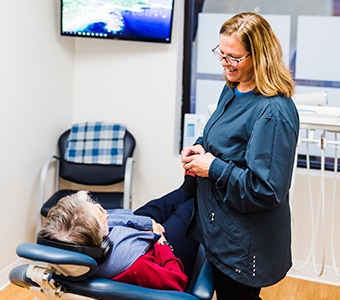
[0,0,74,288]
[0,0,185,288]
[71,6,185,207]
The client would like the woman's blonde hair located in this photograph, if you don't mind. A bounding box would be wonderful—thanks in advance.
[38,191,103,247]
[220,12,295,97]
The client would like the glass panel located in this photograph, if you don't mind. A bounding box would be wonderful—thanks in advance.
[181,0,340,170]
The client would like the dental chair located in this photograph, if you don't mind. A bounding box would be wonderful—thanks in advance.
[9,242,214,300]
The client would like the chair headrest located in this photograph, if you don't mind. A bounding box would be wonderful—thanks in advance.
[16,242,99,281]
[37,235,112,263]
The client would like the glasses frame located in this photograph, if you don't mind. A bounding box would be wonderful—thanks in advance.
[212,45,251,67]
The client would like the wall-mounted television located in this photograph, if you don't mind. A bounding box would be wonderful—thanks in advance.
[61,0,175,44]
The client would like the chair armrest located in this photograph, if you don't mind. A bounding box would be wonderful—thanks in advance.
[58,277,202,300]
[190,258,214,299]
[123,157,134,209]
[185,244,214,300]
[37,155,59,235]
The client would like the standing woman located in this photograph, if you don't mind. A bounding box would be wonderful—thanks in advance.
[182,12,299,300]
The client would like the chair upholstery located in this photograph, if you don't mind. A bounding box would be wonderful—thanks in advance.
[9,242,214,300]
[37,126,136,234]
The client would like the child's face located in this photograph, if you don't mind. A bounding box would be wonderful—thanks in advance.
[87,202,109,237]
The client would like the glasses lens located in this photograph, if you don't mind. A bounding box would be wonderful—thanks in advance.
[213,49,239,67]
[213,51,222,61]
[226,58,238,67]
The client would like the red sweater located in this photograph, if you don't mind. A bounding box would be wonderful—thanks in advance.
[111,242,188,291]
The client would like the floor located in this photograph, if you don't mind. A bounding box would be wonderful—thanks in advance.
[1,276,340,300]
[260,276,340,300]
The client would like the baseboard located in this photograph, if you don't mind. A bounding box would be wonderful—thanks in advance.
[289,260,340,286]
[0,258,27,290]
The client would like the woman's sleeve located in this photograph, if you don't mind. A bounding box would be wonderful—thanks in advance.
[194,136,203,145]
[209,112,298,213]
[111,243,188,291]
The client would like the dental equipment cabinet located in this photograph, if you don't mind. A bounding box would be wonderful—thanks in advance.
[289,103,340,285]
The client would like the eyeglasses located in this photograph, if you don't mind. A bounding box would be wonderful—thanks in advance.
[212,45,251,67]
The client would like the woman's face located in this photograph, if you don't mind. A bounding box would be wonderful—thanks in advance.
[87,202,109,237]
[219,34,255,92]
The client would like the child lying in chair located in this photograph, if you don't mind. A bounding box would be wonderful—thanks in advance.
[38,175,198,292]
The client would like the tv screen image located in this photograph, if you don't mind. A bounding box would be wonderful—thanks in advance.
[61,0,175,43]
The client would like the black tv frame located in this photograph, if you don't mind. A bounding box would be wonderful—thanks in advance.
[60,0,175,44]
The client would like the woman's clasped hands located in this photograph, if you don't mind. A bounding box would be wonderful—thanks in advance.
[181,145,215,178]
